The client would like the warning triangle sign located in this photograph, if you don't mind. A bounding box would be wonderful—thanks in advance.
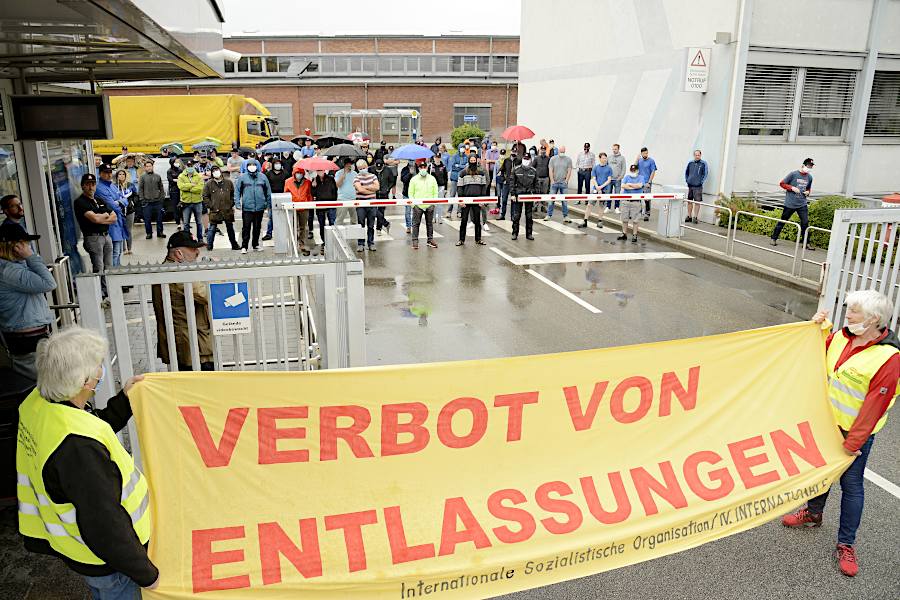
[690,50,706,67]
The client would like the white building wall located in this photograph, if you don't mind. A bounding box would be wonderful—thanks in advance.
[518,0,900,198]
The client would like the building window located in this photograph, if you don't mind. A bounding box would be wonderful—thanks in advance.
[382,105,421,141]
[249,56,262,73]
[865,71,900,137]
[314,104,351,134]
[739,65,797,137]
[224,60,235,73]
[453,105,491,129]
[798,68,856,138]
[237,57,249,72]
[264,104,294,136]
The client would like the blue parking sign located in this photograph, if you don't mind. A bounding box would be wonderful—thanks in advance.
[209,282,251,335]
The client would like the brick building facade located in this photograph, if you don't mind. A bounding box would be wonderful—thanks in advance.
[104,34,519,144]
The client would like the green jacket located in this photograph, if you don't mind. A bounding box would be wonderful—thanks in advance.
[407,172,438,209]
[176,171,205,204]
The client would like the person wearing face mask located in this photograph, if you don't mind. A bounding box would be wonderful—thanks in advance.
[151,231,212,371]
[456,155,488,246]
[234,159,272,254]
[575,142,595,196]
[281,150,295,173]
[262,159,290,241]
[618,164,645,243]
[18,327,157,598]
[407,159,438,250]
[771,158,815,250]
[335,158,359,227]
[484,141,500,193]
[176,160,205,240]
[783,290,899,577]
[202,167,239,251]
[373,158,396,235]
[374,141,388,163]
[510,153,538,241]
[311,170,338,249]
[429,155,448,225]
[353,159,380,252]
[138,160,166,239]
[447,144,468,207]
[283,163,312,255]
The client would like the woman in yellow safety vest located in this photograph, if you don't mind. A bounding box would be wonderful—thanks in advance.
[16,326,158,598]
[782,289,898,577]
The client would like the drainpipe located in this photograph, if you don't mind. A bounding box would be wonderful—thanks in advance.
[843,0,884,196]
[719,0,752,199]
[505,83,510,131]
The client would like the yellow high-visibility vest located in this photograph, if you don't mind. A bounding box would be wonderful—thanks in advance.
[825,332,897,434]
[16,388,151,564]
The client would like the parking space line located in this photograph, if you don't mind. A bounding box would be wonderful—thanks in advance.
[490,248,693,266]
[526,269,602,314]
[442,220,493,236]
[865,469,900,500]
[536,219,585,235]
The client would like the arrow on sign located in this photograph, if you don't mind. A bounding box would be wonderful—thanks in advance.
[690,50,706,67]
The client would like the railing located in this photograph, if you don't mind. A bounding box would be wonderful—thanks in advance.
[731,211,802,275]
[740,181,885,208]
[46,255,77,331]
[679,199,732,254]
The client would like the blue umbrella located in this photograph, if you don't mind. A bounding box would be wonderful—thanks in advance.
[259,140,302,153]
[192,141,221,152]
[389,144,434,161]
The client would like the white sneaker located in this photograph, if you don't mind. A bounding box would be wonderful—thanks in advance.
[615,208,621,214]
[543,216,551,221]
[241,248,248,254]
[483,223,490,232]
[254,247,264,252]
[603,207,610,213]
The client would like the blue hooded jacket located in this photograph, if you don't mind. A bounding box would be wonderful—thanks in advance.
[234,159,272,211]
[448,145,468,182]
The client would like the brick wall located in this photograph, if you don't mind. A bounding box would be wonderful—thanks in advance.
[377,38,433,53]
[264,39,318,54]
[223,40,262,53]
[105,83,518,141]
[321,39,376,53]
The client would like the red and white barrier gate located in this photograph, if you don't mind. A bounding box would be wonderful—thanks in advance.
[279,193,684,210]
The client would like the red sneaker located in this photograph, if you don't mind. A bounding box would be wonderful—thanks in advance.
[835,544,859,577]
[781,507,822,528]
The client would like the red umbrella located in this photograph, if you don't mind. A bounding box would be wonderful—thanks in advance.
[501,125,535,141]
[297,157,339,172]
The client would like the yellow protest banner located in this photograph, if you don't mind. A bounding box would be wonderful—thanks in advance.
[130,322,852,599]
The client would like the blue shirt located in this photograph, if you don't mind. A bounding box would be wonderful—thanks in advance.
[591,164,613,192]
[336,169,357,200]
[300,146,315,158]
[622,174,645,195]
[637,157,657,183]
[782,170,813,209]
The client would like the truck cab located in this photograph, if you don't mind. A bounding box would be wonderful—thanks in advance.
[240,115,278,148]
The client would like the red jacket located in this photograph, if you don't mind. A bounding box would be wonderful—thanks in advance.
[826,327,899,452]
[283,163,312,203]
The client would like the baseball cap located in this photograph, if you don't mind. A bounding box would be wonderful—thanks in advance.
[803,157,815,167]
[98,163,113,173]
[81,173,97,185]
[166,230,205,250]
[0,225,40,242]
[523,152,532,159]
[415,158,427,166]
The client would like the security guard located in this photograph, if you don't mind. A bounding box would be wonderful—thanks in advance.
[510,152,538,241]
[17,326,158,597]
[782,289,898,577]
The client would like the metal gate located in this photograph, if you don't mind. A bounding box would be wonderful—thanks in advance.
[818,208,900,329]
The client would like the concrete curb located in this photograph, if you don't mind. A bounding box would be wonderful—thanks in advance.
[563,204,821,296]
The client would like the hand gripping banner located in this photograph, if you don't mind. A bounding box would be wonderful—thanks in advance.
[130,322,852,599]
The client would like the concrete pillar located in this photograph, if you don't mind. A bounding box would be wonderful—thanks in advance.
[843,0,884,197]
[20,140,60,262]
[719,0,753,198]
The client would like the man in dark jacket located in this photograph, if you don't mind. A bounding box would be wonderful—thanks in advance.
[202,166,239,250]
[510,153,537,241]
[400,163,415,233]
[138,160,166,239]
[455,155,488,246]
[429,155,449,225]
[498,150,516,219]
[373,159,396,234]
[373,141,388,163]
[262,158,290,241]
[166,157,183,224]
[311,171,338,247]
[532,147,551,215]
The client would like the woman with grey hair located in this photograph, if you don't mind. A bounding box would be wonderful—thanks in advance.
[782,289,899,577]
[17,326,158,597]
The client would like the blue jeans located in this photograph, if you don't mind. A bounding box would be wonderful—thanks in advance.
[356,207,377,248]
[547,199,568,217]
[142,201,164,236]
[807,435,874,545]
[607,180,622,209]
[316,208,336,241]
[265,206,274,236]
[83,572,141,600]
[111,240,124,267]
[499,183,510,217]
[404,203,412,229]
[182,203,203,240]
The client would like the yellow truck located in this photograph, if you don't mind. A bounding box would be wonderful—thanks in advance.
[92,94,278,155]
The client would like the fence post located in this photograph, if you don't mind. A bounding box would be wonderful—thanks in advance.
[74,274,117,408]
[344,260,366,367]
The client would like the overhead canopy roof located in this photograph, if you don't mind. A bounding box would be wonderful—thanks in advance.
[324,109,419,117]
[0,0,225,83]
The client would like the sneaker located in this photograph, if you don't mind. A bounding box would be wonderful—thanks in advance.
[615,208,621,214]
[307,232,313,240]
[476,240,487,246]
[483,223,490,232]
[685,215,693,223]
[526,235,535,241]
[770,239,778,246]
[356,246,364,253]
[498,216,506,220]
[427,240,438,248]
[231,244,240,250]
[406,227,411,234]
[835,544,859,577]
[692,217,699,224]
[241,248,248,254]
[643,216,650,222]
[631,235,638,243]
[254,247,263,252]
[206,244,214,251]
[511,235,518,241]
[543,216,551,221]
[596,222,603,229]
[261,234,273,241]
[385,222,391,234]
[158,232,167,238]
[781,508,822,528]
[578,222,587,228]
[805,244,815,251]
[563,218,572,223]
[604,207,610,213]
[368,245,376,252]
[412,243,419,250]
[146,234,153,240]
[456,241,464,246]
[617,234,628,241]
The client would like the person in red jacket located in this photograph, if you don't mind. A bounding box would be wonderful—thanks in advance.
[283,163,312,256]
[782,289,898,577]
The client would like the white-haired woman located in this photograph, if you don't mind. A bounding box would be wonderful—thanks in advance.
[782,289,898,577]
[17,326,158,598]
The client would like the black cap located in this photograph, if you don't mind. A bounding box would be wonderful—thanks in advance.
[98,163,113,173]
[0,225,39,242]
[523,152,531,159]
[166,230,205,250]
[81,173,97,185]
[803,157,815,167]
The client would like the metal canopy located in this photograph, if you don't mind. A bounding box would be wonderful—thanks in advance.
[0,0,225,83]
[325,109,418,117]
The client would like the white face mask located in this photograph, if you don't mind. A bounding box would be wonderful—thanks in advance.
[212,170,222,179]
[522,159,531,167]
[847,318,873,335]
[247,164,258,173]
[274,163,282,171]
[306,170,317,180]
[800,166,810,174]
[419,169,427,177]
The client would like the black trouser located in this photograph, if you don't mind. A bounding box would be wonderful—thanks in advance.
[459,203,482,242]
[168,188,181,223]
[307,208,315,234]
[317,208,336,241]
[356,207,377,248]
[176,361,214,372]
[511,199,533,237]
[577,169,591,194]
[241,210,264,249]
[375,207,390,230]
[771,205,809,243]
[208,220,238,249]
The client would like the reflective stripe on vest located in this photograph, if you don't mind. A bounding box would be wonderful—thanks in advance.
[16,389,151,565]
[826,333,897,434]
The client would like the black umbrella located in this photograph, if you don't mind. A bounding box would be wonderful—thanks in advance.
[291,135,314,144]
[315,135,345,149]
[323,143,365,158]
